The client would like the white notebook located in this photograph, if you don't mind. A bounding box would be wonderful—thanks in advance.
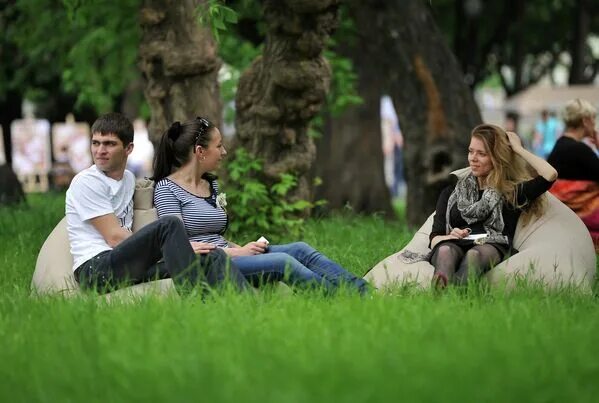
[464,233,488,241]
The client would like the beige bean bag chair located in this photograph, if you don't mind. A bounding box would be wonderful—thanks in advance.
[365,169,597,292]
[32,179,176,299]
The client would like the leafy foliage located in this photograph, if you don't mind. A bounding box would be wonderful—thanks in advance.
[430,0,599,93]
[324,5,363,116]
[61,0,141,112]
[222,148,315,240]
[5,0,141,114]
[218,33,262,125]
[196,0,239,43]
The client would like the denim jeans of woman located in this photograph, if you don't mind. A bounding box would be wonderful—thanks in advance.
[231,242,369,294]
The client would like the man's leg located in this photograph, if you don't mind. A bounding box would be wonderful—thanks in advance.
[77,216,248,293]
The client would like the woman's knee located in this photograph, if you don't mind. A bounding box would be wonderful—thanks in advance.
[464,248,481,262]
[268,252,294,263]
[437,244,458,259]
[287,241,314,253]
[267,253,305,274]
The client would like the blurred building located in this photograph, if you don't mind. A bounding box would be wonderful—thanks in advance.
[475,83,599,149]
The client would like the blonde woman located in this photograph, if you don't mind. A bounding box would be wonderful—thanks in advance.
[547,99,599,251]
[429,124,558,288]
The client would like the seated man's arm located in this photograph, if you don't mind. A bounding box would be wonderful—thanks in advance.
[89,213,132,248]
[68,175,133,249]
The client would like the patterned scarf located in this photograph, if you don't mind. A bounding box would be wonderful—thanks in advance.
[446,173,508,246]
[398,173,507,264]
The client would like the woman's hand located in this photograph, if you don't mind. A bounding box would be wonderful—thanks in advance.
[506,131,524,151]
[506,130,558,181]
[224,241,268,256]
[241,241,267,255]
[190,241,216,255]
[430,228,469,248]
[449,227,470,238]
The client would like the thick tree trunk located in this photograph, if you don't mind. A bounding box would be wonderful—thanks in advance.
[139,0,222,143]
[363,0,482,226]
[313,20,393,215]
[235,0,339,201]
[0,90,23,165]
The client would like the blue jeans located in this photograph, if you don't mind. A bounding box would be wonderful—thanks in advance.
[232,242,369,294]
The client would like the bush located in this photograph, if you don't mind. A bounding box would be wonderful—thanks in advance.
[222,148,315,240]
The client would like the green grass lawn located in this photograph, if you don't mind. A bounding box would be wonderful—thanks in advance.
[1,193,599,402]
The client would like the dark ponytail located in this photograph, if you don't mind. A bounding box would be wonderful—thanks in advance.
[151,117,217,184]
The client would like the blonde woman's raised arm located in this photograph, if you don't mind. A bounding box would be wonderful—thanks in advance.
[507,131,558,181]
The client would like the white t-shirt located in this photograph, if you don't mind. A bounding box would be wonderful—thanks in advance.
[65,165,135,271]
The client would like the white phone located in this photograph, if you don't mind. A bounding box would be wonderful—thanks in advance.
[256,236,270,245]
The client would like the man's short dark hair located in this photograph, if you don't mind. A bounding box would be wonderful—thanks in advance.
[91,113,134,145]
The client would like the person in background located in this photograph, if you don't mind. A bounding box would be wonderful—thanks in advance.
[381,96,405,198]
[547,98,599,252]
[533,109,561,158]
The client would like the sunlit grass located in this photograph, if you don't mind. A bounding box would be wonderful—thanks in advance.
[1,193,599,402]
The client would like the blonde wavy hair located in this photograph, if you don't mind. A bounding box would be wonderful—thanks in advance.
[471,124,546,226]
[562,98,597,129]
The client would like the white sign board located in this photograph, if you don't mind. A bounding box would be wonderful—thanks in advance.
[11,119,51,176]
[52,120,92,173]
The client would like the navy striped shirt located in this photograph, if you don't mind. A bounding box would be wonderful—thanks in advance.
[153,178,229,247]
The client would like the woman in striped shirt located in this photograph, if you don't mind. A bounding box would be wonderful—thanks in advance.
[152,117,369,294]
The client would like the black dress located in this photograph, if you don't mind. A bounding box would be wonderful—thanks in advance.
[429,176,554,260]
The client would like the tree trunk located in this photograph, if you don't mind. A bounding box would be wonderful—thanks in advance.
[364,0,482,226]
[0,164,26,205]
[313,13,393,215]
[568,0,590,85]
[139,0,222,144]
[235,0,340,201]
[0,90,23,165]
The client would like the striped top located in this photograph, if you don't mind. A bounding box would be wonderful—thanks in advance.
[153,178,229,247]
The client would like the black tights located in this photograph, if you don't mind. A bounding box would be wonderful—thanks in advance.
[430,243,502,286]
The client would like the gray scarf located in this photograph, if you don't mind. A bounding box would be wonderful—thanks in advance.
[398,173,507,264]
[446,173,508,245]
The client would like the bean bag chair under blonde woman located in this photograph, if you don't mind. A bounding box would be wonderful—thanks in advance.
[364,168,597,292]
[31,179,176,299]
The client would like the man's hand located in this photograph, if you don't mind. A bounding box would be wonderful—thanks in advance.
[190,241,216,255]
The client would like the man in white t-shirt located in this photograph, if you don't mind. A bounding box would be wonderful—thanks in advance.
[66,113,248,294]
